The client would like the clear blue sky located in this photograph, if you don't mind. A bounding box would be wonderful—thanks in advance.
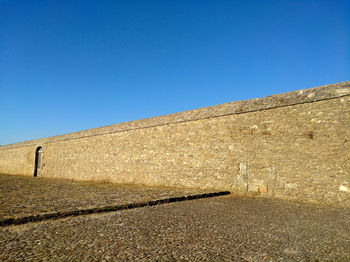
[0,0,349,145]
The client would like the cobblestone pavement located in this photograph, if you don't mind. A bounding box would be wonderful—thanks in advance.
[1,194,349,261]
[0,174,214,221]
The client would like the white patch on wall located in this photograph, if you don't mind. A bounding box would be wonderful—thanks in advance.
[251,179,264,186]
[285,183,297,189]
[339,185,349,192]
[336,88,350,95]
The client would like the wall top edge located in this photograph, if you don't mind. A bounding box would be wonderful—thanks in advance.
[1,81,349,149]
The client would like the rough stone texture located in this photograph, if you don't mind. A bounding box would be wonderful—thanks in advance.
[1,196,349,261]
[0,81,349,206]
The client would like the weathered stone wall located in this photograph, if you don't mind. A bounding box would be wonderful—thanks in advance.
[1,81,349,206]
[0,146,37,176]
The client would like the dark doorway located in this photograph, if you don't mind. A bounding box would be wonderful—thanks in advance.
[34,146,43,177]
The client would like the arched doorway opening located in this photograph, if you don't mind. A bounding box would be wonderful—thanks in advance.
[34,146,43,177]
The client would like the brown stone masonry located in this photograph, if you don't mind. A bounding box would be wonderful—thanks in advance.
[0,81,349,206]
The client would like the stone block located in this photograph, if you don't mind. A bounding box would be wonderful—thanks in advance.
[248,184,259,192]
[259,185,268,194]
[285,183,298,189]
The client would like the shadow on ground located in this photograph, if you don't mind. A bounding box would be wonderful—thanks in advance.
[0,174,349,261]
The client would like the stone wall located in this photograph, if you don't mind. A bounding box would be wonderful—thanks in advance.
[1,81,349,206]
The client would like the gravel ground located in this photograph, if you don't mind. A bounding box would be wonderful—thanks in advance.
[0,174,214,220]
[1,196,349,261]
